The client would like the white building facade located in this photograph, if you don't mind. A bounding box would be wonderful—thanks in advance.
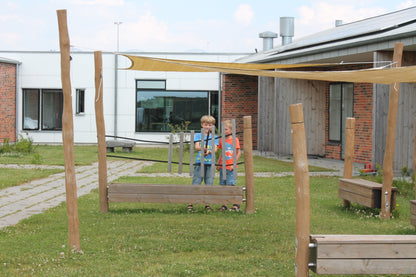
[0,51,247,144]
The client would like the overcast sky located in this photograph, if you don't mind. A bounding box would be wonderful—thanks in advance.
[1,0,415,53]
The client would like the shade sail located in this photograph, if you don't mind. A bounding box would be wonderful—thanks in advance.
[123,54,416,85]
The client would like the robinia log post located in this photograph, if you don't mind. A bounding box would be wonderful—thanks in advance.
[289,103,310,277]
[94,51,109,213]
[342,117,355,207]
[57,9,81,251]
[243,116,255,214]
[380,42,403,219]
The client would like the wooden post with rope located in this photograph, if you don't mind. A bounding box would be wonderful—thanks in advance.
[289,103,310,277]
[243,116,255,214]
[94,51,109,213]
[342,117,355,207]
[380,42,403,219]
[56,9,81,251]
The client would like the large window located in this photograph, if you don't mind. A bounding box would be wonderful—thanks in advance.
[328,83,353,142]
[23,89,63,130]
[136,80,218,132]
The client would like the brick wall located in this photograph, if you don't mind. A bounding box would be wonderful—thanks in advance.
[324,82,373,164]
[0,63,17,142]
[221,74,258,149]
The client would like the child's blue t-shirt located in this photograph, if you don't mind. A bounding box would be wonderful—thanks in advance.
[194,132,219,165]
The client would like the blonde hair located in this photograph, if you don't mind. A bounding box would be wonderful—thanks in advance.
[200,115,216,124]
[223,120,232,129]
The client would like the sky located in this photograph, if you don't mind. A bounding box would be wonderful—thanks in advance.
[1,0,415,53]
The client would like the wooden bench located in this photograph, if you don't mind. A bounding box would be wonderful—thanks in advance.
[411,200,416,227]
[108,183,245,205]
[338,178,397,210]
[106,140,135,153]
[309,234,416,275]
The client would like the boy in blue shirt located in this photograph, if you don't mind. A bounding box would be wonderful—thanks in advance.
[188,115,218,212]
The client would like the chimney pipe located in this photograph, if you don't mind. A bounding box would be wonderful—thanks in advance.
[259,31,278,51]
[280,17,294,45]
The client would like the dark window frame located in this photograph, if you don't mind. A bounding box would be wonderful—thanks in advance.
[22,88,63,131]
[76,89,85,114]
[328,82,354,143]
[135,79,218,133]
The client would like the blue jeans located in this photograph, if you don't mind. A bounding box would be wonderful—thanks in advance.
[219,169,237,186]
[192,164,214,185]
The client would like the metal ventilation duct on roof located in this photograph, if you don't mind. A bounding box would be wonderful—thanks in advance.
[259,31,278,51]
[280,17,294,45]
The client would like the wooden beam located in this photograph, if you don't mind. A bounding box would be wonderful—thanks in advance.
[380,42,404,219]
[342,117,355,207]
[289,103,310,277]
[94,51,109,213]
[56,9,80,251]
[243,116,255,214]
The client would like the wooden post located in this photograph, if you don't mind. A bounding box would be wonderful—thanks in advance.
[289,103,310,277]
[168,134,173,172]
[342,117,355,207]
[380,42,403,219]
[189,131,194,176]
[94,51,109,213]
[243,116,255,214]
[178,132,184,174]
[57,9,81,251]
[210,126,216,179]
[414,118,416,200]
[221,123,226,181]
[232,119,237,179]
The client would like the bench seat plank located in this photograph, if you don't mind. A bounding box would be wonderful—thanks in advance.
[314,259,416,275]
[108,183,244,204]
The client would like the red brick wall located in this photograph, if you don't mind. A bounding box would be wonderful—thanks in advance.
[353,83,373,164]
[0,63,17,142]
[221,74,258,149]
[324,82,373,164]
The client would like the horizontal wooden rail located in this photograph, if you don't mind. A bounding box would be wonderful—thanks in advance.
[108,183,245,205]
[310,234,416,275]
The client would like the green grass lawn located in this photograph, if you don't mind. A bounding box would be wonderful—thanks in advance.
[0,145,415,276]
[1,175,415,276]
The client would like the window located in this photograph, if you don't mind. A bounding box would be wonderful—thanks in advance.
[328,83,353,141]
[136,80,218,132]
[76,89,85,114]
[23,89,63,130]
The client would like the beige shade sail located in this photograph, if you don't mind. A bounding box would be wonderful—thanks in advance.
[122,54,416,85]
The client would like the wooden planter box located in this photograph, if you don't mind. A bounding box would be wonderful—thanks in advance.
[338,178,397,210]
[411,200,416,227]
[310,234,416,275]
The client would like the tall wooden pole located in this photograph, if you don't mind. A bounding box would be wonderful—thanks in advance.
[94,51,109,213]
[342,117,355,207]
[56,9,81,251]
[380,42,404,219]
[414,118,416,200]
[243,116,255,214]
[289,103,310,277]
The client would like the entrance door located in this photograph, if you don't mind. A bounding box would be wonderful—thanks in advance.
[329,83,354,159]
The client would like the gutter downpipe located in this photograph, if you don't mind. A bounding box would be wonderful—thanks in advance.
[114,53,118,139]
[15,62,20,142]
